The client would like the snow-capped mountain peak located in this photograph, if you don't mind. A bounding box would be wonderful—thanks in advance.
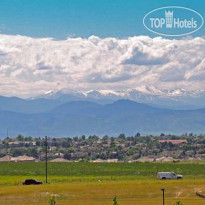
[84,90,125,98]
[33,87,205,109]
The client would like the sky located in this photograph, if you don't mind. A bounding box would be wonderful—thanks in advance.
[0,0,204,98]
[0,0,204,39]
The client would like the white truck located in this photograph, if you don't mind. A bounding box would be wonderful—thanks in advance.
[157,172,183,180]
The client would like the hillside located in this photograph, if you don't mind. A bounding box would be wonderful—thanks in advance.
[0,100,205,137]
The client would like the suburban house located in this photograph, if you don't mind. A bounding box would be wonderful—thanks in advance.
[0,155,36,162]
[158,140,187,144]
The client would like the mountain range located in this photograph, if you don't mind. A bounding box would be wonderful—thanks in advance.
[1,88,205,114]
[36,88,205,110]
[0,95,205,137]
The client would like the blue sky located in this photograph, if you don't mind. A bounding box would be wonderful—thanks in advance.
[0,0,204,39]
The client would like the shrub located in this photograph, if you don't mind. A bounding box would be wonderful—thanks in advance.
[49,196,56,205]
[174,201,183,205]
[113,196,119,205]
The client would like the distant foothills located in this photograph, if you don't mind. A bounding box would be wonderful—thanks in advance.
[0,93,205,137]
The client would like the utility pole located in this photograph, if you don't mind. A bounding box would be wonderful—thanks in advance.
[161,188,165,205]
[45,136,48,183]
[6,128,9,155]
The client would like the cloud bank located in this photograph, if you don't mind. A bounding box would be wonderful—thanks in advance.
[0,34,204,97]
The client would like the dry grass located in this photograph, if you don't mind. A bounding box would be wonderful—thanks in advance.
[0,179,204,205]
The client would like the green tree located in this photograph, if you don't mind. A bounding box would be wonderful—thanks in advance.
[10,148,25,157]
[81,135,86,140]
[135,132,141,137]
[118,133,126,140]
[102,135,109,140]
[27,147,38,158]
[17,134,24,141]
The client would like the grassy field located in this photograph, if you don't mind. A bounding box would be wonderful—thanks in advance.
[0,162,204,204]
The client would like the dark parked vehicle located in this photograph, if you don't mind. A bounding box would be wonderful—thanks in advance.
[23,179,42,185]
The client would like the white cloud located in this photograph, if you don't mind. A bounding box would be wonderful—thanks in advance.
[0,34,204,97]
